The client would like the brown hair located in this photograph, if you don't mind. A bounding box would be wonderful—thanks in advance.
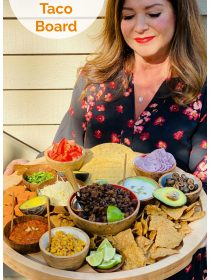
[81,0,206,105]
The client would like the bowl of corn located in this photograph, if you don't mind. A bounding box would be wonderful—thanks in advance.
[39,226,90,270]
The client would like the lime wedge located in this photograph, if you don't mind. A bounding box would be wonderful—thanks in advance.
[97,259,119,269]
[86,251,103,267]
[113,253,122,264]
[97,238,113,251]
[107,205,124,222]
[103,247,116,262]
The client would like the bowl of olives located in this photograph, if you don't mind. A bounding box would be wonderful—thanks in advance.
[158,172,202,204]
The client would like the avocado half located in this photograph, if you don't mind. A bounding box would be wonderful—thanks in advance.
[153,187,187,207]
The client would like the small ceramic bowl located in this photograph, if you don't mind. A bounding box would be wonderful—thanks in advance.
[4,215,50,254]
[22,164,57,192]
[133,155,176,182]
[39,226,90,270]
[118,176,160,207]
[67,184,140,236]
[158,172,202,204]
[44,142,86,172]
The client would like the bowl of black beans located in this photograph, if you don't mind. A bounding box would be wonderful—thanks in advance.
[67,183,140,235]
[158,172,202,204]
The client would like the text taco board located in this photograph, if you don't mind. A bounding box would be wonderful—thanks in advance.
[3,143,206,280]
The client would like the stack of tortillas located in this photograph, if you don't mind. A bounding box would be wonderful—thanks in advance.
[80,143,141,184]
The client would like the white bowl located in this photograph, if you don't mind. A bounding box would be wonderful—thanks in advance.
[39,226,90,270]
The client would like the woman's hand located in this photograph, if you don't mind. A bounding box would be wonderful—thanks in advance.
[4,159,29,176]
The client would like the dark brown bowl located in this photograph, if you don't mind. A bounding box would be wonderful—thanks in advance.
[22,164,57,192]
[4,215,52,254]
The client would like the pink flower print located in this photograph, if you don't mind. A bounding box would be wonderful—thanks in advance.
[175,82,185,91]
[96,115,105,123]
[94,130,102,139]
[85,111,93,122]
[149,103,158,108]
[116,105,123,113]
[141,111,151,117]
[135,118,143,125]
[183,107,200,121]
[143,117,151,122]
[82,122,87,131]
[96,90,103,101]
[170,104,180,112]
[123,91,130,97]
[127,119,135,128]
[81,99,88,109]
[173,130,184,140]
[156,141,167,149]
[104,93,113,102]
[68,106,74,117]
[153,117,166,126]
[140,132,150,141]
[96,105,105,112]
[124,138,131,146]
[134,125,144,134]
[193,100,202,110]
[111,133,120,143]
[109,81,116,89]
[185,264,192,273]
[200,140,207,149]
[71,131,76,138]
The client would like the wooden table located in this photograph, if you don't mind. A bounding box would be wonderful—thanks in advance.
[3,147,207,280]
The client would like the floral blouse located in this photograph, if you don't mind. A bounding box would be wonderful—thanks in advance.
[54,74,207,190]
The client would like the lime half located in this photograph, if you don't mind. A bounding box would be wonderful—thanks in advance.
[107,205,124,222]
[103,247,116,262]
[86,251,103,267]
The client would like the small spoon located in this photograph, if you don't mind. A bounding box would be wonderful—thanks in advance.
[71,194,84,213]
[46,198,52,250]
[10,192,15,234]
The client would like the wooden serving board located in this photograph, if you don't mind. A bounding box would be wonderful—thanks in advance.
[3,144,207,280]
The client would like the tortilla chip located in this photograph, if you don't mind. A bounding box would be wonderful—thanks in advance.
[141,216,149,235]
[136,235,153,254]
[133,221,143,236]
[122,245,145,270]
[155,227,183,249]
[184,201,200,213]
[149,215,175,231]
[161,205,187,220]
[149,230,157,241]
[181,211,205,222]
[149,244,179,259]
[145,205,167,217]
[112,229,137,252]
[180,208,195,220]
[178,221,192,236]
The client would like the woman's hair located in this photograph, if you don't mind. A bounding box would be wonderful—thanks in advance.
[81,0,206,105]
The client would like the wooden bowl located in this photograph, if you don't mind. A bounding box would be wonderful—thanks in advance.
[44,143,86,172]
[22,164,57,192]
[92,255,125,273]
[158,172,202,204]
[67,185,140,236]
[4,215,50,254]
[133,157,176,182]
[118,176,160,208]
[39,226,90,270]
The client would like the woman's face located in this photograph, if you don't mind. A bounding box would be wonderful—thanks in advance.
[121,0,176,62]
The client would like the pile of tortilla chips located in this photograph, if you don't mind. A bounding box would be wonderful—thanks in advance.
[107,201,205,270]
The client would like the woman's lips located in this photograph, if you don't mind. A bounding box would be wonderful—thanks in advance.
[134,36,155,44]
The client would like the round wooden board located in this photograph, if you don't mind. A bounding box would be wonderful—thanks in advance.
[3,144,207,280]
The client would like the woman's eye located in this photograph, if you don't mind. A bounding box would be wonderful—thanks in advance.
[122,15,134,20]
[148,13,161,18]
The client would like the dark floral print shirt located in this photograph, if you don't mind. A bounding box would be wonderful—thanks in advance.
[54,74,207,189]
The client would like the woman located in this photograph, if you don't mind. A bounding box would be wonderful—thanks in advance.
[4,0,207,278]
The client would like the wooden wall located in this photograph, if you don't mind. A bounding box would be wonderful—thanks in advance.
[3,0,207,167]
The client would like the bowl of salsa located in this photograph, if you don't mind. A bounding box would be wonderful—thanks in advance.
[4,215,51,254]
